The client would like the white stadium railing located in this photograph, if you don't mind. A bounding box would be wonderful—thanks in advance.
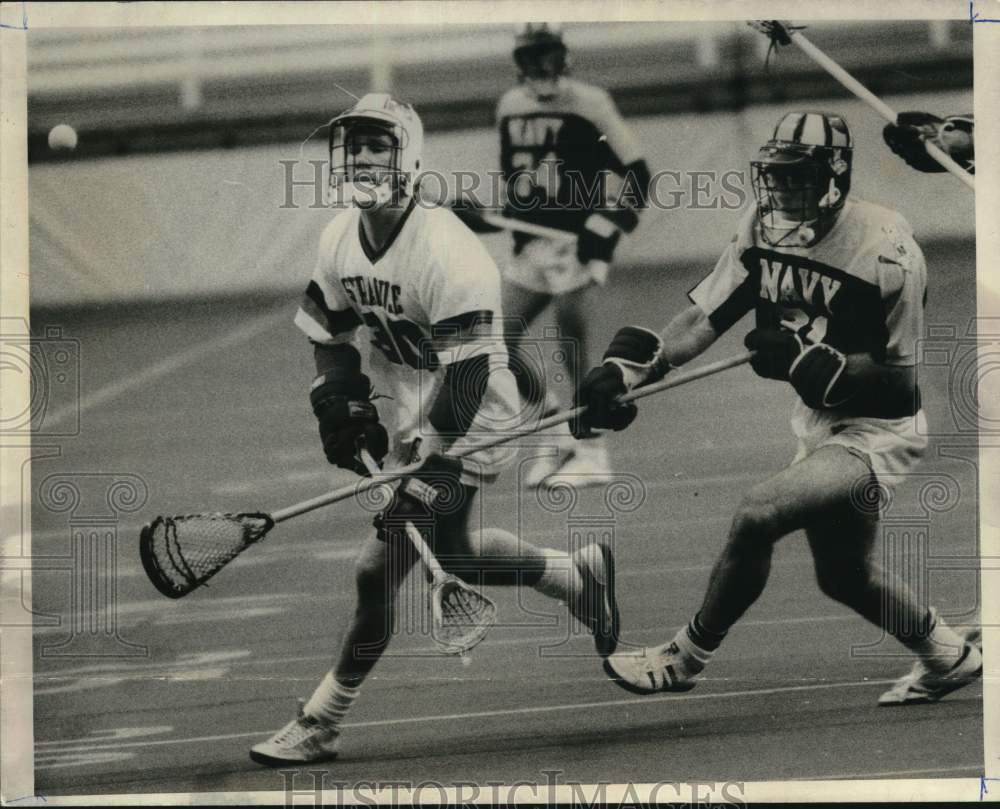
[28,21,962,97]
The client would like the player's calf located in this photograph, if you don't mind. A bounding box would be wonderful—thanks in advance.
[568,542,620,657]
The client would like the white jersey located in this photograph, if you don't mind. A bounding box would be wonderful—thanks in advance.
[295,200,520,484]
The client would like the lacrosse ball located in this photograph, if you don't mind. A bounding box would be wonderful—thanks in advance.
[48,124,78,152]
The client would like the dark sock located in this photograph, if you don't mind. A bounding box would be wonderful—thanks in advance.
[686,611,728,651]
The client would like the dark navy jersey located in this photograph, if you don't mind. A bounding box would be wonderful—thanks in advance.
[690,199,927,368]
[497,78,641,234]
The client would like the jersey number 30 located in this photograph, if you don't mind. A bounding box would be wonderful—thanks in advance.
[363,312,434,370]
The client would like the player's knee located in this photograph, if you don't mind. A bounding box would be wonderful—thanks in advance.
[729,495,782,547]
[813,558,871,604]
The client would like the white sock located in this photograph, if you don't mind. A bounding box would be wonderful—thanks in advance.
[669,626,715,678]
[910,612,965,674]
[303,671,359,727]
[533,547,582,603]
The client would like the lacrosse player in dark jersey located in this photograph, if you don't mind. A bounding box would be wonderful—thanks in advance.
[575,111,982,706]
[497,23,652,489]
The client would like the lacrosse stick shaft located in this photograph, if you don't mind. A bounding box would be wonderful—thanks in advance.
[356,447,448,583]
[536,350,755,432]
[270,469,410,523]
[481,212,578,243]
[271,351,752,523]
[403,522,448,584]
[785,29,975,191]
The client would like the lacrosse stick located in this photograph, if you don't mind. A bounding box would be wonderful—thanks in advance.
[480,212,577,243]
[450,201,577,243]
[356,448,497,655]
[139,351,753,598]
[747,20,975,192]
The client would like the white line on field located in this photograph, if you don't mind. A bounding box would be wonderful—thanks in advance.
[792,764,984,780]
[43,306,289,428]
[35,677,895,757]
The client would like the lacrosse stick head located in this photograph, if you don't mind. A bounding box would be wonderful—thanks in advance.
[746,20,796,46]
[139,512,274,599]
[429,575,498,655]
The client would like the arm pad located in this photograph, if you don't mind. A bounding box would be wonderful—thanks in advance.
[427,354,490,439]
[619,159,652,221]
[313,342,362,377]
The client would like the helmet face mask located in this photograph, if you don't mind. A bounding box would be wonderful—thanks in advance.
[331,121,401,207]
[751,160,823,239]
[751,112,853,247]
[327,94,423,209]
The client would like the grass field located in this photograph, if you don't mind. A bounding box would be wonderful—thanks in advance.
[26,238,983,795]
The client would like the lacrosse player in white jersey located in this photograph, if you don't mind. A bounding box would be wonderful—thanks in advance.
[496,24,652,489]
[250,94,619,766]
[574,111,982,706]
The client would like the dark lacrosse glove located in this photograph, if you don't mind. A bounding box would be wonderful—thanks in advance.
[310,370,389,475]
[744,328,803,381]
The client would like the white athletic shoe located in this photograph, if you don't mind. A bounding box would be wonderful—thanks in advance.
[603,640,702,695]
[878,627,983,706]
[543,439,615,490]
[569,543,620,658]
[250,701,341,766]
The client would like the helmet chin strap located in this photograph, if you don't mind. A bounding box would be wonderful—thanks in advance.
[762,177,845,247]
[765,212,816,247]
[327,177,396,209]
[347,179,394,209]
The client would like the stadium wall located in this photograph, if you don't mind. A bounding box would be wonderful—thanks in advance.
[28,90,973,307]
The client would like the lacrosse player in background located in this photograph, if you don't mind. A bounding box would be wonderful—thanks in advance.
[883,112,975,174]
[250,94,619,766]
[574,111,983,706]
[497,23,652,489]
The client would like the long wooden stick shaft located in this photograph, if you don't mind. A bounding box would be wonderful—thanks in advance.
[271,351,753,523]
[788,30,974,191]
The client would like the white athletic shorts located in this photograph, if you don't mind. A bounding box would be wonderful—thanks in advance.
[790,399,928,487]
[503,236,609,295]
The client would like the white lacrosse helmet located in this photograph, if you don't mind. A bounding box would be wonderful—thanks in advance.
[327,93,424,207]
[751,110,853,247]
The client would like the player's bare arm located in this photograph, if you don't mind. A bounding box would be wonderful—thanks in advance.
[570,298,719,439]
[658,303,719,367]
